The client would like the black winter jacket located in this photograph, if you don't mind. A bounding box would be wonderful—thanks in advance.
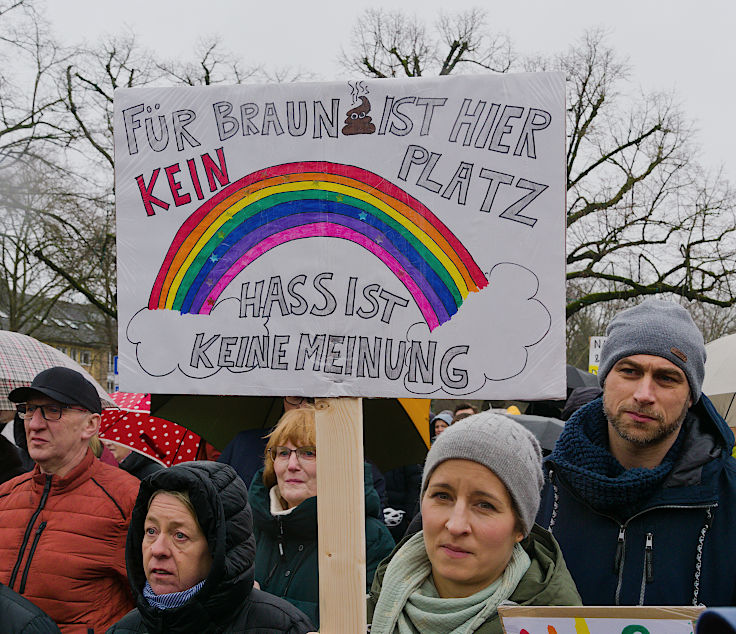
[119,451,164,481]
[0,435,28,485]
[537,396,736,606]
[250,463,395,628]
[106,461,314,634]
[0,582,61,634]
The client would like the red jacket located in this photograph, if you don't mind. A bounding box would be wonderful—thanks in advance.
[0,449,140,633]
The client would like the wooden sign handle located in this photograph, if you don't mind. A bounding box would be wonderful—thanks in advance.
[315,397,367,633]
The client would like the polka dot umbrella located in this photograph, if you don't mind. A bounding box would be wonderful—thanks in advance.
[99,392,203,467]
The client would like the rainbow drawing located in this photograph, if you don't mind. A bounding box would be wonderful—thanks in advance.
[148,161,488,331]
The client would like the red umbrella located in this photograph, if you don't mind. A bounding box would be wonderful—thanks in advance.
[99,392,203,467]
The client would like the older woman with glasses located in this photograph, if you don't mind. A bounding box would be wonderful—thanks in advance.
[249,406,395,628]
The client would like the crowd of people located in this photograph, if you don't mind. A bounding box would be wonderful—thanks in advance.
[0,298,734,633]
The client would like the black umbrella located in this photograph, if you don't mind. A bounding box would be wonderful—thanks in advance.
[519,365,599,419]
[149,394,430,473]
[505,413,564,451]
[566,364,599,390]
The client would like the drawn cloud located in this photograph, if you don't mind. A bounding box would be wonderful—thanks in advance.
[126,296,269,379]
[403,262,551,395]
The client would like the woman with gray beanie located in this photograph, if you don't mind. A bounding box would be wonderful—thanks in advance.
[367,412,580,634]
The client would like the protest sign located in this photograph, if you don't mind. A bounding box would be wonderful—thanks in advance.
[499,606,703,634]
[114,72,566,399]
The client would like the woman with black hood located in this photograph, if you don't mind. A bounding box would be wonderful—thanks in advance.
[106,461,314,633]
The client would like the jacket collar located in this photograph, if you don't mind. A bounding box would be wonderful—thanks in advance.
[31,448,94,493]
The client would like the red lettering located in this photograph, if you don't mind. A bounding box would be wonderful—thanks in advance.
[187,158,204,200]
[165,163,191,207]
[135,169,170,217]
[202,146,230,192]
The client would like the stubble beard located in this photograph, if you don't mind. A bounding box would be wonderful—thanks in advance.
[604,396,690,448]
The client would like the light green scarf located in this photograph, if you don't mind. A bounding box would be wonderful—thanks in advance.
[370,531,530,634]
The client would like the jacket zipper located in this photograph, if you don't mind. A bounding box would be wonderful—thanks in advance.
[614,527,626,573]
[19,521,47,594]
[637,531,654,604]
[9,475,52,590]
[613,507,715,605]
[551,471,716,605]
[264,517,286,586]
[614,526,626,605]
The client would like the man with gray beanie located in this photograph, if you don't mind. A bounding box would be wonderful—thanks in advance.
[537,298,736,607]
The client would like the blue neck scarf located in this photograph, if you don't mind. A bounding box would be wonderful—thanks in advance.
[549,398,688,514]
[143,579,205,610]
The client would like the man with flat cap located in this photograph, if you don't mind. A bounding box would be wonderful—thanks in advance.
[0,367,140,633]
[537,299,736,606]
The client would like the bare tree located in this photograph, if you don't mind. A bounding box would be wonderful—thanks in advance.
[48,37,292,319]
[0,156,72,333]
[156,36,263,86]
[63,33,160,174]
[0,7,307,333]
[0,0,70,166]
[548,31,736,319]
[343,13,736,340]
[341,8,514,78]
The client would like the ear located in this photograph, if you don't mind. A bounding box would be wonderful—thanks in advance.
[80,412,100,441]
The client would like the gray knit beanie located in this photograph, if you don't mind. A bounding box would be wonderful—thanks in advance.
[420,412,543,536]
[597,299,706,402]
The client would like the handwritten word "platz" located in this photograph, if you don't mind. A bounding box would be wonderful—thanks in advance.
[399,144,547,227]
[135,148,230,217]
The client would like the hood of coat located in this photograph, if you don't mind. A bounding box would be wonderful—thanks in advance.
[125,461,256,631]
[649,394,733,504]
[250,462,383,537]
[507,524,581,606]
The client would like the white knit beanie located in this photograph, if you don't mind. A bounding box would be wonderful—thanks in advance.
[420,412,543,536]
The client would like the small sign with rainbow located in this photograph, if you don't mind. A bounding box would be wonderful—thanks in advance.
[114,73,567,399]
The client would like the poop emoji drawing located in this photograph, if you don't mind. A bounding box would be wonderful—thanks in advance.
[342,96,376,135]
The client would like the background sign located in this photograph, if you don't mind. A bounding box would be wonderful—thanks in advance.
[589,335,607,375]
[114,73,566,399]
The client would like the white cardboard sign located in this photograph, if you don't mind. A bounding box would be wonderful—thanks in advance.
[502,616,695,634]
[499,606,701,634]
[114,73,566,399]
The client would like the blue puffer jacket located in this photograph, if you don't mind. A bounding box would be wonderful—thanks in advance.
[537,395,736,607]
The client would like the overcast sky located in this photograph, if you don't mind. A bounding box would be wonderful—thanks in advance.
[46,0,735,182]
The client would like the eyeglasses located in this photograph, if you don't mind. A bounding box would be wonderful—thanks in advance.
[16,403,89,421]
[284,396,315,407]
[268,446,317,463]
